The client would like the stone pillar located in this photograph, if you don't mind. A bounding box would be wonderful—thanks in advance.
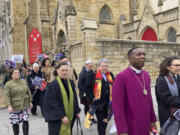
[176,0,180,42]
[64,4,77,57]
[66,15,77,44]
[11,0,28,61]
[40,0,51,53]
[47,0,57,51]
[65,4,77,45]
[81,19,98,63]
[119,15,126,39]
[24,0,41,63]
[24,0,29,63]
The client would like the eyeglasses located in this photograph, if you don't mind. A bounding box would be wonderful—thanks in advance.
[101,65,109,68]
[171,64,180,67]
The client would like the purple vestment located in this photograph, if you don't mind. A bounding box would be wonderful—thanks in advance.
[112,67,156,135]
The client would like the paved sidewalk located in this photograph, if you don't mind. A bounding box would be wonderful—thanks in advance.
[0,83,159,135]
[0,104,116,135]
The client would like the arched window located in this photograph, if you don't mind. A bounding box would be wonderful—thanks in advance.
[99,5,112,21]
[167,28,176,42]
[141,27,158,41]
[57,30,66,47]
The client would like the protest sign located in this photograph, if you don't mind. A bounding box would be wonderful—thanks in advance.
[37,54,49,62]
[54,54,62,61]
[37,54,44,62]
[5,60,11,67]
[12,62,16,68]
[32,76,42,88]
[11,55,23,63]
[32,76,47,91]
[40,80,47,91]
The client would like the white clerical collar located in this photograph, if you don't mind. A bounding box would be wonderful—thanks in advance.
[130,66,142,74]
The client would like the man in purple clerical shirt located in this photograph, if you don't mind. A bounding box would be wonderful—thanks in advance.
[112,47,157,135]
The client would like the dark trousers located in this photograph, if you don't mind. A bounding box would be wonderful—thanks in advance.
[39,91,45,116]
[12,121,29,135]
[48,121,61,135]
[31,90,44,116]
[31,91,40,114]
[84,105,89,115]
[48,117,76,135]
[95,105,108,135]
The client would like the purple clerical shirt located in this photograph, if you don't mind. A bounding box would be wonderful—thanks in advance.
[112,67,156,135]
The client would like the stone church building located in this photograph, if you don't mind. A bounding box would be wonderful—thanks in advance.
[4,0,180,79]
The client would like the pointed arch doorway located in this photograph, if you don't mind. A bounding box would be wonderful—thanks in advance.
[141,27,158,41]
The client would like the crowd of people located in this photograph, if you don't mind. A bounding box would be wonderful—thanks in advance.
[2,47,180,135]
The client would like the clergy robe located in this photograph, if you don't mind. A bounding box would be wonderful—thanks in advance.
[44,79,81,135]
[112,67,156,135]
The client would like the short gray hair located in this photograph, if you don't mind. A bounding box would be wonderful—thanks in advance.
[33,63,39,69]
[98,58,109,66]
[85,59,93,65]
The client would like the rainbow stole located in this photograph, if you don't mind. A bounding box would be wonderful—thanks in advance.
[94,70,113,101]
[84,70,113,128]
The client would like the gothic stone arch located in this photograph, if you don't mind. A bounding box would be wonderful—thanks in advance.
[99,4,113,22]
[141,26,158,41]
[166,27,177,42]
[56,30,66,53]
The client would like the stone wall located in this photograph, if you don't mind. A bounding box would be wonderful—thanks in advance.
[0,0,4,64]
[70,38,180,82]
[56,0,130,47]
[70,41,84,73]
[8,0,57,63]
[10,0,28,60]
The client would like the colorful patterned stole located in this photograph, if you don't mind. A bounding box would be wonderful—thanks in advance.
[94,70,113,100]
[84,70,114,128]
[94,70,113,123]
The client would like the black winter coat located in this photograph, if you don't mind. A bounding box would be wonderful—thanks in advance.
[155,75,180,126]
[44,79,81,122]
[27,70,43,94]
[78,67,94,99]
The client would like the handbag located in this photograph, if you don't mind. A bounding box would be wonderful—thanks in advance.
[160,117,180,135]
[77,118,83,135]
